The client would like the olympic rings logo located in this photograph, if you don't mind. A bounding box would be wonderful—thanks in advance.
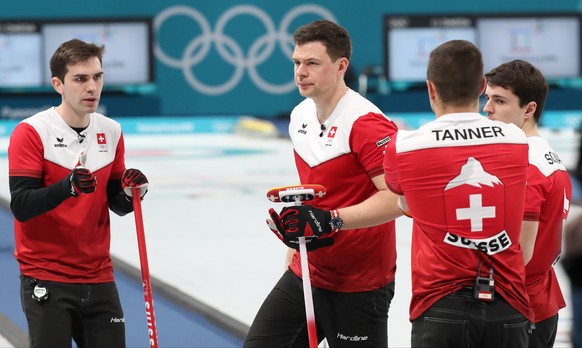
[154,4,337,95]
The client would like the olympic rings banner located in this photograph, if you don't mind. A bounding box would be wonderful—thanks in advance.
[1,0,576,118]
[155,4,336,96]
[153,3,340,116]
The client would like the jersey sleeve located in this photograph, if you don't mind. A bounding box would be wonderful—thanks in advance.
[9,122,44,178]
[106,131,134,216]
[383,132,403,195]
[8,122,72,222]
[349,112,398,178]
[523,164,550,221]
[110,131,127,180]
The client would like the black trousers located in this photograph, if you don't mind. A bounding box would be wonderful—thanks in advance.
[529,314,558,348]
[411,287,530,348]
[20,275,125,348]
[244,269,395,348]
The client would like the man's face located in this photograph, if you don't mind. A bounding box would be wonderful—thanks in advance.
[292,41,341,99]
[52,56,104,117]
[483,83,526,127]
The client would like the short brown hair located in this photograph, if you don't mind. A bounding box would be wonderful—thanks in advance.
[427,40,484,107]
[50,39,105,82]
[293,20,351,62]
[485,60,548,124]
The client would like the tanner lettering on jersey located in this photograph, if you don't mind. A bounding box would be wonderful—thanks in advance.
[432,126,505,141]
[444,231,511,255]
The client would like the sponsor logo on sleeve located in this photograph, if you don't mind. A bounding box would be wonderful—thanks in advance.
[376,135,391,147]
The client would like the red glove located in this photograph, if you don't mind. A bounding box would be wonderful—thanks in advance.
[267,208,334,251]
[68,167,97,197]
[122,169,148,198]
[270,205,334,238]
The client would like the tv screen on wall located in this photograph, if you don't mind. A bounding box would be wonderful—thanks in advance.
[0,22,43,87]
[478,16,580,78]
[384,15,477,83]
[0,18,153,88]
[383,13,581,85]
[42,20,153,86]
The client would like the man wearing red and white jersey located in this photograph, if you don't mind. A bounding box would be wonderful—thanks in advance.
[484,60,572,348]
[8,39,148,348]
[384,40,533,347]
[245,20,401,348]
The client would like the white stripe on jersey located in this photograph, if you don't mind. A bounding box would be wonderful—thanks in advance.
[289,89,388,167]
[527,136,567,177]
[395,113,528,153]
[23,107,121,171]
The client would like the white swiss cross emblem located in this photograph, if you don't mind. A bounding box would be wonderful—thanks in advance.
[443,157,505,238]
[97,133,107,145]
[456,194,496,232]
[327,126,338,138]
[96,132,108,152]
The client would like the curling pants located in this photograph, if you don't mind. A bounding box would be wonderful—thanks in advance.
[20,275,125,348]
[244,269,394,348]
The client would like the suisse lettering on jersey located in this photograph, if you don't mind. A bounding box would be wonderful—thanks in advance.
[432,126,505,141]
[444,231,512,255]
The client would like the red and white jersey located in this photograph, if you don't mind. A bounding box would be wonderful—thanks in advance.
[384,113,533,321]
[9,107,126,282]
[524,136,571,322]
[289,89,398,292]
